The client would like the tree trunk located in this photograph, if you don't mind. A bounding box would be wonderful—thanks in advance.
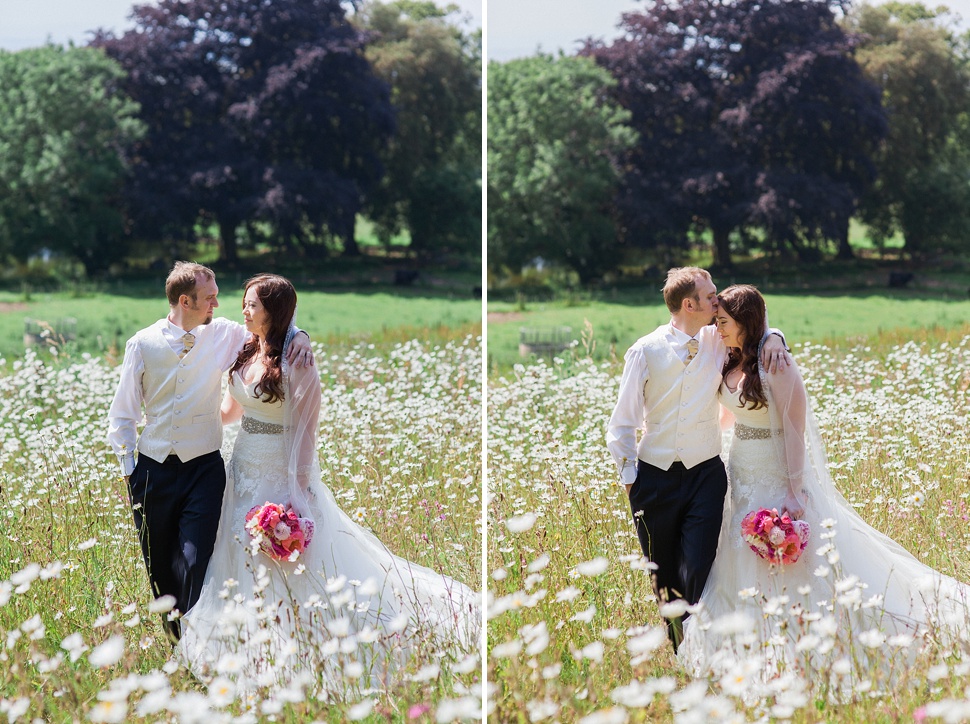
[835,215,854,260]
[218,218,239,267]
[711,226,733,269]
[342,232,361,257]
[342,217,361,257]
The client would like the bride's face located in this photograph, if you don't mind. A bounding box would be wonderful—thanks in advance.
[242,286,270,339]
[715,309,744,348]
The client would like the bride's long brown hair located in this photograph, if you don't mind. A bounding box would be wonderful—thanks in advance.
[718,284,768,410]
[229,274,297,404]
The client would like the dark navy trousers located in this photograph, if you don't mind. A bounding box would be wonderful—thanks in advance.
[629,455,728,636]
[128,450,226,634]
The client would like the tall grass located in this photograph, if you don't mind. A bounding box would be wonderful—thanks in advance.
[0,329,482,722]
[0,286,482,363]
[487,293,970,370]
[487,327,970,722]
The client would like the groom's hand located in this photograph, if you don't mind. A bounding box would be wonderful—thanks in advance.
[625,483,633,497]
[286,331,315,368]
[761,333,792,374]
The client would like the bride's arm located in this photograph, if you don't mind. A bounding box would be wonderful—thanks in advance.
[287,361,321,491]
[768,365,808,519]
[221,387,243,425]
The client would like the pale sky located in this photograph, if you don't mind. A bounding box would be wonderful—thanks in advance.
[0,0,482,50]
[485,0,970,62]
[485,0,641,61]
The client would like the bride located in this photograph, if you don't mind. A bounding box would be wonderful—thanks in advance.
[678,284,970,691]
[177,274,479,695]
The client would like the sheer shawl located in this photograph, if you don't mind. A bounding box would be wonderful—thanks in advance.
[281,323,322,532]
[758,346,970,642]
[278,324,480,651]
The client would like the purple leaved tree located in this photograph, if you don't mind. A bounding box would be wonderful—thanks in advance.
[94,0,394,264]
[586,0,886,268]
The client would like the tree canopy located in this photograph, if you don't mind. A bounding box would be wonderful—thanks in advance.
[356,1,482,258]
[847,2,970,258]
[0,45,143,276]
[487,54,636,283]
[587,0,886,268]
[94,0,395,264]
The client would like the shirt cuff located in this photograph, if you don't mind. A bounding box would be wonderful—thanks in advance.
[766,328,789,352]
[619,460,637,486]
[118,453,136,477]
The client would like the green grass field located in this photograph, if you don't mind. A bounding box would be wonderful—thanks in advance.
[487,326,970,722]
[0,321,482,721]
[0,281,482,363]
[488,291,970,370]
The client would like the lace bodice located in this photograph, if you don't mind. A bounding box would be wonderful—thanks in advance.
[719,381,787,550]
[225,372,287,511]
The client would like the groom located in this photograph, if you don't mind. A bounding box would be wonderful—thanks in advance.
[107,261,314,641]
[607,266,789,650]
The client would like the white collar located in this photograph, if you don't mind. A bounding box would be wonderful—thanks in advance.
[668,323,696,344]
[164,317,205,337]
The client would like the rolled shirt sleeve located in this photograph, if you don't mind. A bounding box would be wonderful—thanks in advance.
[606,344,649,486]
[107,337,145,476]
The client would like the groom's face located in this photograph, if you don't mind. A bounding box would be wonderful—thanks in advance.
[186,275,220,326]
[690,276,719,323]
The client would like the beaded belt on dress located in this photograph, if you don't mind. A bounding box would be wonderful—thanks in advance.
[733,422,777,440]
[241,416,284,435]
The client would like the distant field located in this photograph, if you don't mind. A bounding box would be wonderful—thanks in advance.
[0,283,482,362]
[487,292,970,370]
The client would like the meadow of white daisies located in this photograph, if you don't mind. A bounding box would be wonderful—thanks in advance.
[487,329,970,723]
[0,333,482,722]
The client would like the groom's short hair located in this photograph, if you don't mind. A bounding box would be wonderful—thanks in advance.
[663,267,712,313]
[166,261,216,305]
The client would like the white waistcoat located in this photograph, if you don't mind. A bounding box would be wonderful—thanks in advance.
[637,327,723,470]
[136,322,224,464]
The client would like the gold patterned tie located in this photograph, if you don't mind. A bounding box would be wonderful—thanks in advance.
[179,332,195,359]
[686,338,699,364]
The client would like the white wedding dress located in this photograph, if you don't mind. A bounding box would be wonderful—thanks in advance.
[678,368,970,691]
[178,369,479,695]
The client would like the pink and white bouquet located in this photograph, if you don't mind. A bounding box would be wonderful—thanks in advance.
[740,507,810,565]
[244,502,314,561]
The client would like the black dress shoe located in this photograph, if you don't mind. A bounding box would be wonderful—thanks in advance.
[667,616,684,653]
[163,617,181,646]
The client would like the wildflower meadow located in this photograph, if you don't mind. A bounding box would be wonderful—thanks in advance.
[487,327,970,722]
[0,330,482,722]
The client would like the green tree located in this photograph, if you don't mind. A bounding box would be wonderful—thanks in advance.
[356,1,481,260]
[487,54,636,283]
[0,45,143,276]
[847,2,970,258]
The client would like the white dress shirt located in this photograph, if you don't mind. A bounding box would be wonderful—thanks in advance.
[607,323,785,485]
[107,317,249,475]
[607,324,727,484]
